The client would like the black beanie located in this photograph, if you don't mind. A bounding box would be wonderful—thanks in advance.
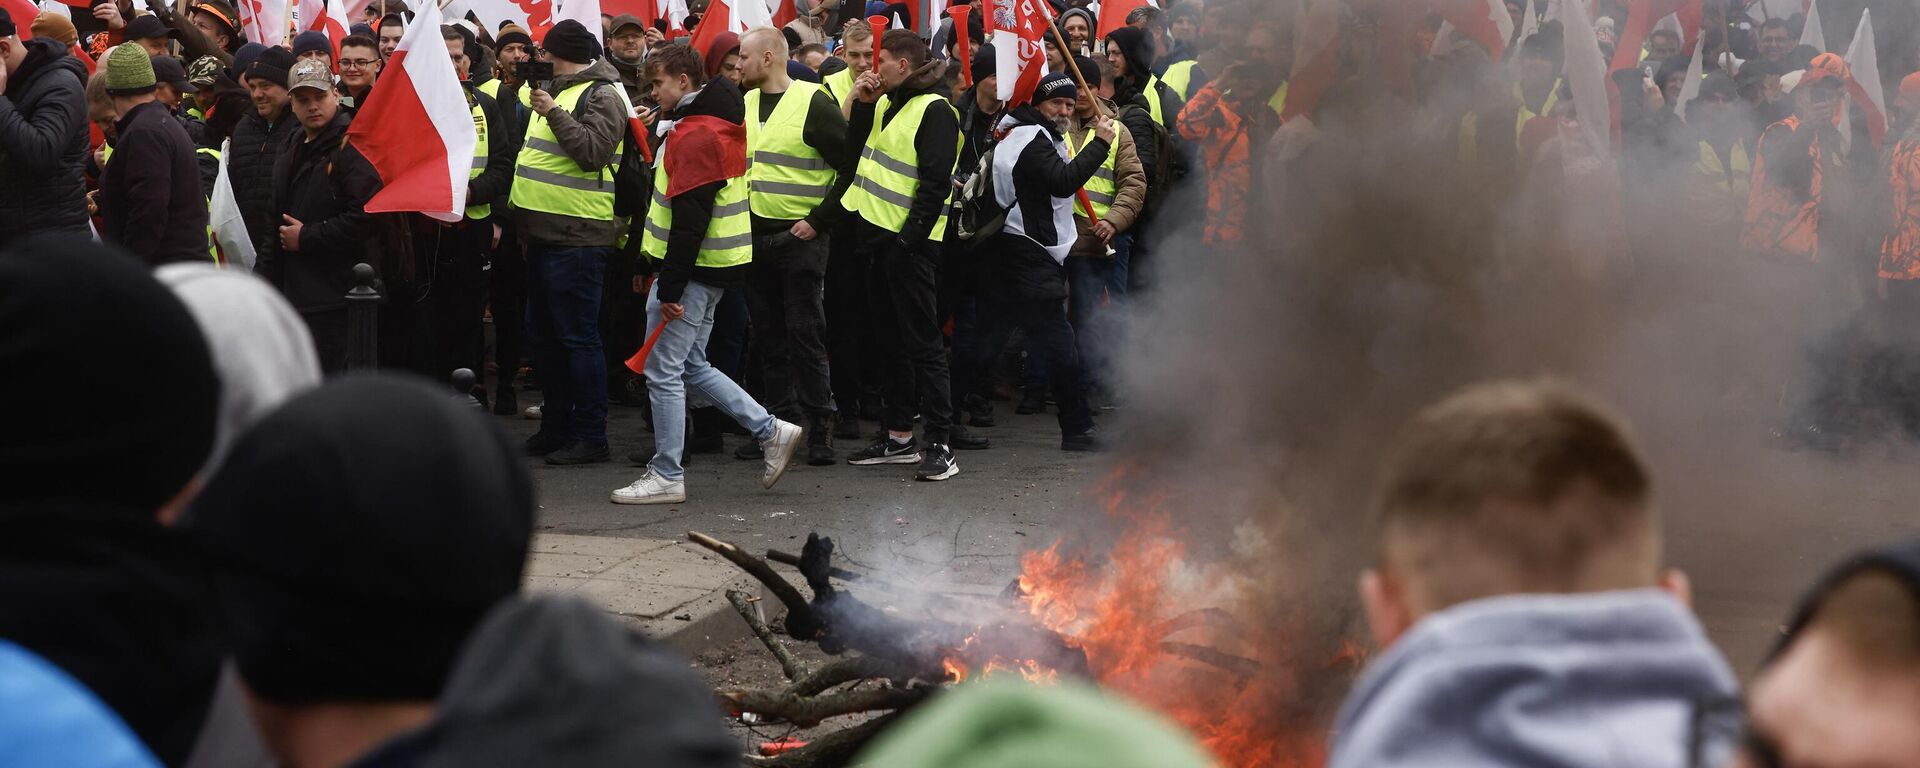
[542,19,600,64]
[495,28,532,51]
[971,43,995,83]
[245,45,294,88]
[186,375,535,704]
[1074,54,1100,88]
[0,235,218,512]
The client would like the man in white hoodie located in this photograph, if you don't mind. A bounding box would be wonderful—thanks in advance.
[1331,380,1741,768]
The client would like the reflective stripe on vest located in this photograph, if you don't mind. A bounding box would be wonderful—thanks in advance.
[1067,128,1118,220]
[840,93,961,242]
[466,98,493,220]
[638,144,755,267]
[1161,60,1198,101]
[746,81,837,220]
[508,80,622,221]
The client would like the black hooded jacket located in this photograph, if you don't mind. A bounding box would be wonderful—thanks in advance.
[351,596,739,768]
[0,38,90,245]
[655,78,749,305]
[987,105,1108,301]
[1106,27,1183,136]
[848,60,958,248]
[261,111,383,313]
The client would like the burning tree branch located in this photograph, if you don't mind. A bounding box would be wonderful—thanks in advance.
[688,531,823,640]
[727,589,808,682]
[789,656,924,697]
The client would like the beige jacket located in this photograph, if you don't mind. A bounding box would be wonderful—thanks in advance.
[1066,101,1146,259]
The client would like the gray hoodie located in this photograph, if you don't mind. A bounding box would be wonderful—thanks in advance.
[1330,590,1741,768]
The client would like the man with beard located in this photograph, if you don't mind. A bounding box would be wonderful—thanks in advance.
[952,73,1111,453]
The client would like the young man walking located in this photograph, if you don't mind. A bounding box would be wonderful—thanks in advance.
[611,44,803,506]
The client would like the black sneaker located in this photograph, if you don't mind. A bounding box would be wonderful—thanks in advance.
[735,442,764,460]
[915,443,958,481]
[525,431,568,457]
[846,435,921,465]
[1016,390,1046,415]
[546,440,611,465]
[1061,428,1105,452]
[949,425,991,450]
[965,395,996,428]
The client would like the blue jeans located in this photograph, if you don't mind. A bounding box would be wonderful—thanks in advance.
[526,245,610,445]
[1065,232,1132,390]
[643,280,777,481]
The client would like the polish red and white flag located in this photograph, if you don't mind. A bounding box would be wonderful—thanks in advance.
[988,0,1049,106]
[236,0,289,47]
[347,0,477,223]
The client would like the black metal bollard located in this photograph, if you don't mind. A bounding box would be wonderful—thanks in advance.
[451,368,485,410]
[344,263,380,371]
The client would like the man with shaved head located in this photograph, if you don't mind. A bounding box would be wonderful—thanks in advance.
[734,26,854,466]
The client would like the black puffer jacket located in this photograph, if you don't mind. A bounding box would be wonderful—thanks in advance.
[259,111,383,313]
[228,104,298,256]
[0,39,90,247]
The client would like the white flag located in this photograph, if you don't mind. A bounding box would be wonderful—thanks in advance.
[210,140,257,272]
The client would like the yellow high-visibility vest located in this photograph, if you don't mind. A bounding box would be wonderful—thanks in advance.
[1161,60,1199,101]
[745,81,837,220]
[509,80,623,222]
[841,92,960,241]
[1066,127,1118,221]
[638,147,754,268]
[466,97,492,220]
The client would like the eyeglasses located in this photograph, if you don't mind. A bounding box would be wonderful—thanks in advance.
[338,59,378,69]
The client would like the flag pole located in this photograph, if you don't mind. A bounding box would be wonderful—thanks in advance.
[1045,17,1109,118]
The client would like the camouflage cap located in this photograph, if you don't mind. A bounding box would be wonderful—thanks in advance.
[187,55,223,87]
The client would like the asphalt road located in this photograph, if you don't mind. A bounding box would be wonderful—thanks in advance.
[506,397,1107,594]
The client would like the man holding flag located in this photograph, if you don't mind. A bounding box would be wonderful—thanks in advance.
[508,18,626,466]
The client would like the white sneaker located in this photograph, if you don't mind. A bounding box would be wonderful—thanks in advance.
[523,401,544,420]
[609,469,687,505]
[760,419,804,490]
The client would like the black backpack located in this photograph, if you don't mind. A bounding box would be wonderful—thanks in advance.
[1119,101,1180,212]
[574,80,652,218]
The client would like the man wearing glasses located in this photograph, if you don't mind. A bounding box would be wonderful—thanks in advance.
[335,34,382,110]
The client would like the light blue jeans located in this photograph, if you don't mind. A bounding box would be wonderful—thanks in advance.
[644,280,777,481]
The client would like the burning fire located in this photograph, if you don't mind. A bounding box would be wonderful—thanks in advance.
[942,466,1353,767]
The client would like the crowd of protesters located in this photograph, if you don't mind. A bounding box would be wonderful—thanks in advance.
[6,0,1920,765]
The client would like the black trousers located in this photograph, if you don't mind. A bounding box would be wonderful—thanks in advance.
[954,294,1093,438]
[429,222,488,386]
[490,222,526,394]
[858,219,955,444]
[747,232,833,421]
[827,217,881,416]
[601,248,642,395]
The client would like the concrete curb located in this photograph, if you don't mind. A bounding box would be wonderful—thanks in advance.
[525,534,774,656]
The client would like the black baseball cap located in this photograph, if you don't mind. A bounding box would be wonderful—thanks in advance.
[151,54,196,93]
[127,14,179,42]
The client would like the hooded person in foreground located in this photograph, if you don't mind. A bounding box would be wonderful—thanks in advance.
[185,375,735,768]
[0,235,226,766]
[1329,380,1741,768]
[1738,537,1920,767]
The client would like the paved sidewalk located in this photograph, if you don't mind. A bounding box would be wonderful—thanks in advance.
[525,533,770,655]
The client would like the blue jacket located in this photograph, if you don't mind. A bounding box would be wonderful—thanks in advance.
[0,640,161,768]
[1331,590,1741,768]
